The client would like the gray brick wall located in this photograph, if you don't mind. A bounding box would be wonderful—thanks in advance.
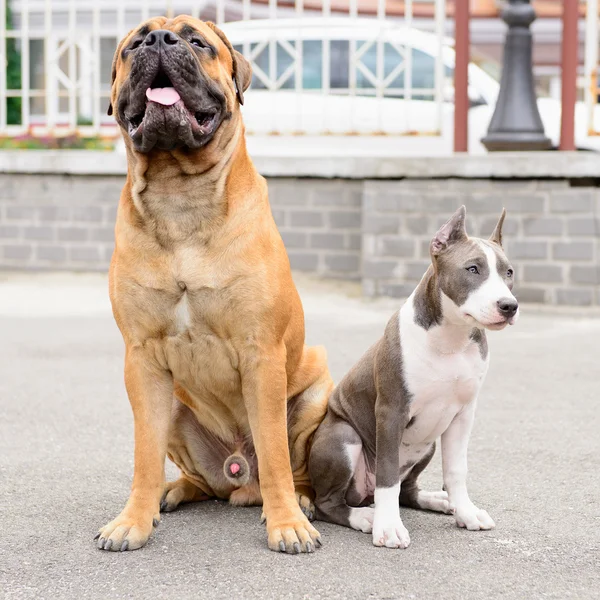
[0,174,120,271]
[362,179,600,306]
[1,173,599,306]
[268,178,362,280]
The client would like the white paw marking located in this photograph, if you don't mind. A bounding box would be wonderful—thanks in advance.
[455,505,495,530]
[372,518,411,549]
[417,490,455,514]
[349,506,375,533]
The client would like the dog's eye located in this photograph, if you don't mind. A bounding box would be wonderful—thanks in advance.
[507,268,514,278]
[467,266,479,274]
[190,38,206,48]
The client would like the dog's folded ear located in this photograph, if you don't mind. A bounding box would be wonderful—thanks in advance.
[489,208,506,247]
[207,22,253,105]
[430,205,467,257]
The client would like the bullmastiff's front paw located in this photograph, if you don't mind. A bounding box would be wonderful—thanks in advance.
[95,509,159,552]
[295,490,315,522]
[266,510,322,554]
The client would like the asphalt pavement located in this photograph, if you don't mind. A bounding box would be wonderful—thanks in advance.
[1,272,599,600]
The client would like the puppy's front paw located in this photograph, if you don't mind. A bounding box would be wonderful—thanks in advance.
[95,509,158,552]
[455,505,495,531]
[372,518,411,549]
[348,506,375,533]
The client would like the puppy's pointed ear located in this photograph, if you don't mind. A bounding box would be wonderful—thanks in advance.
[430,205,467,257]
[489,208,506,247]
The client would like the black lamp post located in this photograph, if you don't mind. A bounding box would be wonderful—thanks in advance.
[481,0,552,151]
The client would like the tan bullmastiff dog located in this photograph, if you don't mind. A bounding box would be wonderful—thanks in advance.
[95,15,333,554]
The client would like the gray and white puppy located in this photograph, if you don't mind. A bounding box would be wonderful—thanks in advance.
[309,205,518,549]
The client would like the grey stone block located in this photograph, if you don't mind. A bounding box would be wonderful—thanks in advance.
[479,217,519,237]
[328,210,361,230]
[372,194,419,213]
[424,196,460,213]
[567,218,600,236]
[90,228,116,242]
[420,240,433,259]
[514,286,547,303]
[556,288,593,306]
[363,214,399,235]
[552,242,594,261]
[363,260,399,278]
[271,209,286,227]
[324,254,360,273]
[310,232,345,250]
[3,244,32,260]
[501,194,546,213]
[269,182,310,206]
[379,237,415,258]
[280,231,307,249]
[507,241,547,259]
[406,216,428,235]
[69,246,101,262]
[5,206,36,220]
[39,206,71,222]
[348,234,361,250]
[24,226,54,241]
[550,191,594,213]
[58,227,88,242]
[103,246,115,262]
[378,283,415,298]
[0,225,19,239]
[570,266,600,285]
[72,206,103,222]
[523,265,563,284]
[37,245,67,262]
[403,261,429,282]
[288,251,318,271]
[104,206,118,223]
[289,210,323,228]
[466,195,503,214]
[522,218,563,236]
[313,190,360,207]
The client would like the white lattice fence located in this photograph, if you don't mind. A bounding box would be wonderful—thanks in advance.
[0,0,449,137]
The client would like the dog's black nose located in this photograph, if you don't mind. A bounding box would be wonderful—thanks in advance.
[144,30,179,47]
[497,297,518,318]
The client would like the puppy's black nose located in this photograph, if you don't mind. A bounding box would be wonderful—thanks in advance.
[497,297,518,318]
[144,30,179,47]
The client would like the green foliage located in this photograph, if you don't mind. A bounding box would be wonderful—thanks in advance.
[0,134,115,150]
[6,0,22,125]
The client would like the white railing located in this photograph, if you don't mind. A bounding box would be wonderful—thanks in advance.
[585,0,599,135]
[0,0,449,137]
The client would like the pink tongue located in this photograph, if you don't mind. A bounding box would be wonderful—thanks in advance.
[146,87,181,106]
[230,463,241,475]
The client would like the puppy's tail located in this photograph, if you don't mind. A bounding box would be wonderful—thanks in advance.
[223,454,251,487]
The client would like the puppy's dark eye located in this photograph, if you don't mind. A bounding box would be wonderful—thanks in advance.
[507,268,514,278]
[190,38,206,48]
[467,266,479,274]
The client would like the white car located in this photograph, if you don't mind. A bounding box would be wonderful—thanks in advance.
[222,18,600,154]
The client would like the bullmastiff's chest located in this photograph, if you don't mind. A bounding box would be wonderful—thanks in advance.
[113,244,252,404]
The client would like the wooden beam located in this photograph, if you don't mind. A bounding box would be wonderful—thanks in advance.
[454,0,470,152]
[560,0,578,151]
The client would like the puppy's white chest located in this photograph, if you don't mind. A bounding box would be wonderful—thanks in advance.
[399,311,488,444]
